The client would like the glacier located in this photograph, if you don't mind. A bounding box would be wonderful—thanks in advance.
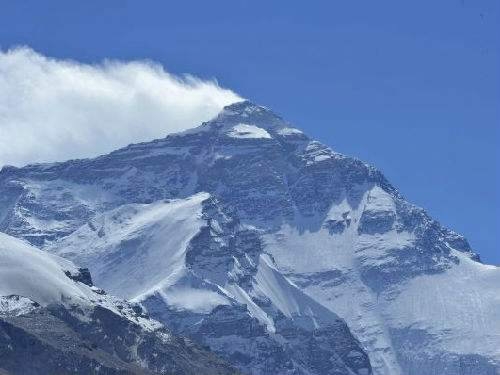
[0,100,498,375]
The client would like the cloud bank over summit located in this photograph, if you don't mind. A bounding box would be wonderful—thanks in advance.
[0,47,241,167]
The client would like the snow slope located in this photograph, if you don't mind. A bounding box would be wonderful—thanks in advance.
[0,231,165,331]
[227,124,272,139]
[53,193,208,300]
[385,250,500,360]
[0,232,92,308]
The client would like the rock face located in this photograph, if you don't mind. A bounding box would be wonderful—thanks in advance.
[0,233,238,375]
[0,303,238,375]
[0,100,499,375]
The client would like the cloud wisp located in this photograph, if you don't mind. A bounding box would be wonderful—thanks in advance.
[0,47,241,167]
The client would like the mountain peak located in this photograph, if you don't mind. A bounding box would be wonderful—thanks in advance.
[209,100,290,132]
[221,100,273,116]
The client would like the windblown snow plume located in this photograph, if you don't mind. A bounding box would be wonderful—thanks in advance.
[0,47,241,167]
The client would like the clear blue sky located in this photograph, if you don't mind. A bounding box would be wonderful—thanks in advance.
[1,0,498,264]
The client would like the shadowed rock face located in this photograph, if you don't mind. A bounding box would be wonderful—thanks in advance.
[0,301,240,375]
[143,296,371,375]
[1,101,498,375]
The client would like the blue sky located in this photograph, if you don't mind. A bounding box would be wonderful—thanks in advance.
[0,0,498,264]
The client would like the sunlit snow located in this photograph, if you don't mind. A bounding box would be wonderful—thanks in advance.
[227,123,272,139]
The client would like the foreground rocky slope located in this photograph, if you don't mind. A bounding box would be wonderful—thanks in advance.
[0,233,238,375]
[0,101,498,374]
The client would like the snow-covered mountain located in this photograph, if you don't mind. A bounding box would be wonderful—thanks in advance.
[0,100,499,375]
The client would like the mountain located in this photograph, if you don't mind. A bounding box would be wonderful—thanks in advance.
[0,100,498,375]
[0,232,239,375]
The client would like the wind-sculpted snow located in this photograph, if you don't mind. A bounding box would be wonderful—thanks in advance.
[0,232,94,307]
[51,193,209,300]
[0,100,498,374]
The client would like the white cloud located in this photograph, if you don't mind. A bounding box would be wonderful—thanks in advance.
[0,47,242,167]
